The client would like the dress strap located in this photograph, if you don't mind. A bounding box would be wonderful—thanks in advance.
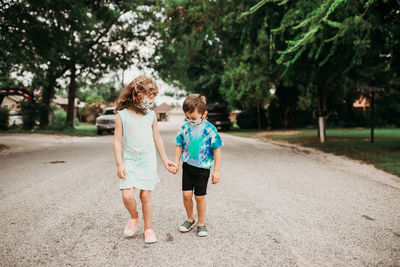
[117,109,126,122]
[117,109,127,135]
[149,110,155,125]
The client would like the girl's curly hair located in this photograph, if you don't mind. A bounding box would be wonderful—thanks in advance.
[115,75,159,115]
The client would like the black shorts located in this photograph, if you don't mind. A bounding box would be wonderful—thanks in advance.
[182,162,211,196]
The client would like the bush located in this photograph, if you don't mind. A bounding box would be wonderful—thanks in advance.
[81,101,103,124]
[54,109,66,123]
[19,100,37,130]
[237,108,268,129]
[0,107,9,130]
[85,94,103,105]
[49,109,69,130]
[79,106,87,122]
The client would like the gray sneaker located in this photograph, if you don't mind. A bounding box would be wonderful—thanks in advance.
[179,219,196,232]
[197,225,208,237]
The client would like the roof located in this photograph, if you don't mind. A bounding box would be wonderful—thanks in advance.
[353,96,370,110]
[53,95,80,106]
[154,103,173,113]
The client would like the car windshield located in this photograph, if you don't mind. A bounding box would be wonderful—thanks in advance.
[104,109,115,115]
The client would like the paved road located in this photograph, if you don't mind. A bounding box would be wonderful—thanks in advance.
[1,123,399,266]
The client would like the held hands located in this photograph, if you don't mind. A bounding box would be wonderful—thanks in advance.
[165,160,178,174]
[117,163,126,179]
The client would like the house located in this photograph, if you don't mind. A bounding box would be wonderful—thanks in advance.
[1,95,24,111]
[53,95,84,109]
[52,95,85,120]
[353,95,370,111]
[154,103,173,121]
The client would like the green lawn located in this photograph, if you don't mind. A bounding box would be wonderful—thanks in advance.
[271,128,400,139]
[228,128,400,177]
[63,122,98,136]
[2,122,98,136]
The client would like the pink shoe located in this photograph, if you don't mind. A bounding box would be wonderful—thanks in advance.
[144,228,157,244]
[123,212,141,237]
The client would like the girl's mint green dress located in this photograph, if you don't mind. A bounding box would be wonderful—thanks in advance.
[117,108,159,190]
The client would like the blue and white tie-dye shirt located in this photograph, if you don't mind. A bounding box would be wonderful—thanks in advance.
[175,120,223,169]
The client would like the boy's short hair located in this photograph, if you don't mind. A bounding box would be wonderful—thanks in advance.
[183,94,207,114]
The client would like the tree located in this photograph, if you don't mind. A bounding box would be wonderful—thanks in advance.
[153,1,305,129]
[1,0,157,127]
[246,0,400,141]
[152,0,399,134]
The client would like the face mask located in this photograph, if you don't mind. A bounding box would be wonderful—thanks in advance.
[141,97,154,109]
[186,116,204,127]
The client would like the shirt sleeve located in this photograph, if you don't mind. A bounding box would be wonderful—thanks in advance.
[175,126,184,147]
[211,129,223,150]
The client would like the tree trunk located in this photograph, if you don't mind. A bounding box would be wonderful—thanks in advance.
[257,104,261,129]
[66,65,77,127]
[39,62,71,129]
[275,84,299,128]
[39,80,56,129]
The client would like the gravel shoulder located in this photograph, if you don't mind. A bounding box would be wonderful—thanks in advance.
[1,125,399,266]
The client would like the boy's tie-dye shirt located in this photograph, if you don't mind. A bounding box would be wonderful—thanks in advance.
[175,120,223,169]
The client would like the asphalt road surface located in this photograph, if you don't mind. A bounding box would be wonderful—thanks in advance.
[1,122,399,266]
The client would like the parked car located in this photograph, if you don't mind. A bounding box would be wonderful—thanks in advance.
[206,103,231,131]
[8,110,23,126]
[96,107,116,135]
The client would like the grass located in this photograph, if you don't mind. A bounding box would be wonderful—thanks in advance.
[272,128,400,139]
[1,122,98,136]
[63,122,97,136]
[228,128,400,177]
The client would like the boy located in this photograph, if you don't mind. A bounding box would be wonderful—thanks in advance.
[171,94,223,237]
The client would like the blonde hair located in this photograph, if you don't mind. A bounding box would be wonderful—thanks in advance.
[183,94,207,114]
[115,75,158,114]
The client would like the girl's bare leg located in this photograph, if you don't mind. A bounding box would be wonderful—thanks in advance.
[122,188,139,218]
[140,190,153,230]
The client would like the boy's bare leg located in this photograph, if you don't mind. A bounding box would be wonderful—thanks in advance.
[122,188,139,218]
[195,195,206,226]
[183,190,195,222]
[140,190,153,230]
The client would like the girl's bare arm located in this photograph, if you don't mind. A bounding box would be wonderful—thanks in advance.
[152,112,170,167]
[113,113,125,178]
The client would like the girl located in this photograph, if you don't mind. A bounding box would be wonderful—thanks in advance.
[113,75,174,243]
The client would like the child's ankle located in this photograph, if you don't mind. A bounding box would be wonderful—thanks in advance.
[131,210,139,219]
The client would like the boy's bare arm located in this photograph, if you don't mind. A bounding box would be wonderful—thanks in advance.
[212,148,221,184]
[173,145,183,173]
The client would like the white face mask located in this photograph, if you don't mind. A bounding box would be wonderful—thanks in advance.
[186,116,205,127]
[141,97,154,109]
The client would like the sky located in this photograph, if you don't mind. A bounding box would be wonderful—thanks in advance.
[9,9,187,108]
[11,63,186,108]
[117,65,186,107]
